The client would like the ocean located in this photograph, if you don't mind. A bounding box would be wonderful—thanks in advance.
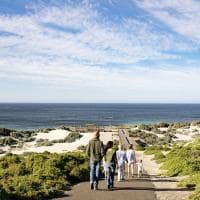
[0,103,200,130]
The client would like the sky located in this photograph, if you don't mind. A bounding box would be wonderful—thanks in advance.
[0,0,200,103]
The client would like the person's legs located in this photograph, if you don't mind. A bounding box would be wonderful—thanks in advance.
[106,167,111,189]
[90,160,95,189]
[127,163,130,178]
[122,163,125,180]
[131,163,134,176]
[117,166,121,181]
[138,168,140,178]
[110,166,115,188]
[94,161,100,190]
[104,166,107,182]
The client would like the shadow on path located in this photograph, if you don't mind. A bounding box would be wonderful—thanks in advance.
[112,186,194,192]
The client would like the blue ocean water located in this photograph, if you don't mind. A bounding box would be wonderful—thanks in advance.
[0,103,200,130]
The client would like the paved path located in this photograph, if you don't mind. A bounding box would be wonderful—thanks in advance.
[54,129,156,200]
[54,173,156,200]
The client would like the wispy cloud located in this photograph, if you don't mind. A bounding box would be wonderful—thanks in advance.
[135,0,200,42]
[0,0,199,102]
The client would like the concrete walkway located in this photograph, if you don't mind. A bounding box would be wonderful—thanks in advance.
[54,172,156,200]
[54,129,156,200]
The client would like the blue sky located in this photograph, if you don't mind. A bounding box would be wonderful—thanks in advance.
[0,0,200,103]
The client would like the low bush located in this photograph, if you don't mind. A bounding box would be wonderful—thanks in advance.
[64,132,82,143]
[169,122,191,129]
[144,145,169,155]
[0,152,89,200]
[36,139,53,147]
[153,152,166,164]
[77,145,87,151]
[0,137,18,146]
[139,124,152,131]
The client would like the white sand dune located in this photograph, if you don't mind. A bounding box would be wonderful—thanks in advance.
[35,129,70,141]
[10,130,117,154]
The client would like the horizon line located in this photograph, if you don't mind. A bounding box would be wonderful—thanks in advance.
[0,102,200,104]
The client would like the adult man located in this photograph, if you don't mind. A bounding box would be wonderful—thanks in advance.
[86,129,104,190]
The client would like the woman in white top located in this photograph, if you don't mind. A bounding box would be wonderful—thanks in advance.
[116,144,127,181]
[126,144,136,178]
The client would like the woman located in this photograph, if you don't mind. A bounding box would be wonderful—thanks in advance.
[103,141,117,190]
[116,144,127,181]
[126,144,136,178]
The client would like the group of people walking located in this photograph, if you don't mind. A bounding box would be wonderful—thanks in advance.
[86,130,143,191]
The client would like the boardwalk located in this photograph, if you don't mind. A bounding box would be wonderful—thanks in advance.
[54,129,156,200]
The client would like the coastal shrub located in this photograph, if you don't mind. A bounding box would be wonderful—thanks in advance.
[144,145,162,155]
[139,124,152,131]
[153,152,166,164]
[0,152,89,200]
[144,145,169,155]
[129,130,159,145]
[169,122,191,129]
[37,128,55,133]
[159,144,200,200]
[135,139,147,151]
[0,137,18,146]
[135,144,146,151]
[77,145,87,151]
[64,132,82,143]
[36,139,53,147]
[129,130,143,137]
[59,125,71,131]
[51,132,83,144]
[161,140,200,176]
[189,190,200,200]
[157,134,175,145]
[191,121,200,127]
[151,128,162,134]
[21,137,35,142]
[0,149,5,154]
[0,128,13,136]
[179,173,200,189]
[143,134,158,145]
[157,123,170,128]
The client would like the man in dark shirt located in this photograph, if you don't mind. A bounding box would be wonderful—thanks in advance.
[86,129,104,190]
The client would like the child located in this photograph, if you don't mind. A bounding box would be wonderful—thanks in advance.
[126,144,136,178]
[103,141,117,190]
[116,145,127,181]
[136,159,143,178]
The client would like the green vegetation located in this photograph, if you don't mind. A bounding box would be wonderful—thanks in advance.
[169,122,191,129]
[144,145,169,155]
[138,122,170,131]
[64,132,82,143]
[51,132,83,144]
[0,152,89,200]
[0,128,36,147]
[36,139,53,147]
[129,129,174,146]
[0,137,18,146]
[191,121,200,127]
[77,145,87,151]
[145,140,200,200]
[161,141,200,176]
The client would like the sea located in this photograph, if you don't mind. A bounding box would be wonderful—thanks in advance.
[0,103,200,130]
